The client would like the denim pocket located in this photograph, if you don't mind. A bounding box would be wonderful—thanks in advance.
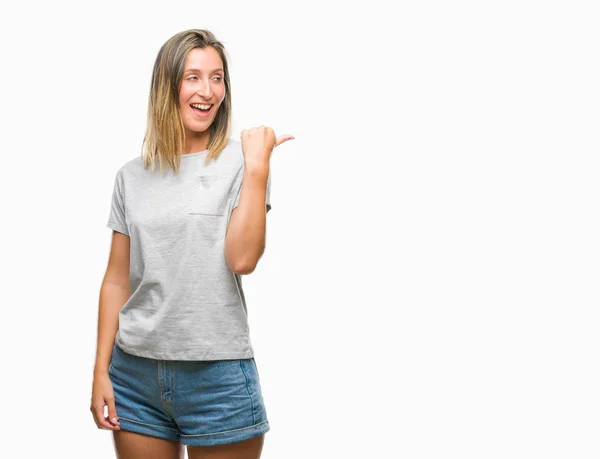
[239,358,267,424]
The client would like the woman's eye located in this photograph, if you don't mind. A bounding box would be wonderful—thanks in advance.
[187,76,222,81]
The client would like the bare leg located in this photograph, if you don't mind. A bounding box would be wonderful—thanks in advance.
[113,430,184,459]
[186,433,265,459]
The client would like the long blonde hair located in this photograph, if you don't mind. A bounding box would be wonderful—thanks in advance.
[141,29,232,174]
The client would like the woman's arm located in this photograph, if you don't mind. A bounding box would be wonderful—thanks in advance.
[224,164,269,275]
[94,231,130,376]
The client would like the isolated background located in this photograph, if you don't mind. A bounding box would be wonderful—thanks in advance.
[1,1,598,457]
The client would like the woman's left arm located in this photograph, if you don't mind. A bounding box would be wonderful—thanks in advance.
[224,164,270,275]
[224,126,293,275]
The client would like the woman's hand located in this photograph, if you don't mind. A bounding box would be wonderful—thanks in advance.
[90,372,121,430]
[241,126,294,170]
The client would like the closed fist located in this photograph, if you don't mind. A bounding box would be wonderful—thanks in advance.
[241,126,294,168]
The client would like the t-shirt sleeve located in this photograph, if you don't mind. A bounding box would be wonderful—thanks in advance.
[232,169,272,213]
[106,169,130,236]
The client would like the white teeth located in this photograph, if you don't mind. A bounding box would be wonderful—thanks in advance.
[191,103,212,110]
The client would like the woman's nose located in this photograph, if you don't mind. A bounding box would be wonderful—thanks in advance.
[196,81,213,98]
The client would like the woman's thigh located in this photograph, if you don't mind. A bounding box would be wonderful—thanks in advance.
[113,430,184,459]
[108,342,269,453]
[174,358,270,446]
[109,342,181,441]
[186,433,265,459]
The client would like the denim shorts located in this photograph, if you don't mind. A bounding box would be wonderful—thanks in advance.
[108,342,270,446]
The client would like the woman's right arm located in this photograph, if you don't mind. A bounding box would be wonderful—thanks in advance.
[90,230,130,430]
[94,230,130,374]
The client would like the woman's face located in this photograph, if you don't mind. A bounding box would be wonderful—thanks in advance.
[178,47,226,138]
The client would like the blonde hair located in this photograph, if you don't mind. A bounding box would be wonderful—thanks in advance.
[141,29,232,174]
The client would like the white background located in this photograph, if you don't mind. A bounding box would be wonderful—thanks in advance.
[1,1,598,457]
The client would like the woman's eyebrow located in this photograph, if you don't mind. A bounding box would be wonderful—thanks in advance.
[185,68,224,73]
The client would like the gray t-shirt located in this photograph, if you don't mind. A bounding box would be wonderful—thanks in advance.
[106,138,271,360]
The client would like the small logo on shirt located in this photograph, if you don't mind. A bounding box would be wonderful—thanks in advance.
[196,175,221,189]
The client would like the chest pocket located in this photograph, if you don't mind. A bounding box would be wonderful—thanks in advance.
[188,174,231,216]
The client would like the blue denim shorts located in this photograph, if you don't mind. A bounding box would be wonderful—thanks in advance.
[108,342,270,446]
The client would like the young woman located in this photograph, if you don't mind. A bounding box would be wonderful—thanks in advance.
[90,29,293,459]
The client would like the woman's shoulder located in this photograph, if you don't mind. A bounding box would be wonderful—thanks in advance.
[111,156,147,184]
[211,138,244,174]
[119,155,142,170]
[220,138,243,163]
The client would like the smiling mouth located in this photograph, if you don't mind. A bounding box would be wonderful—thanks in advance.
[190,104,213,116]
